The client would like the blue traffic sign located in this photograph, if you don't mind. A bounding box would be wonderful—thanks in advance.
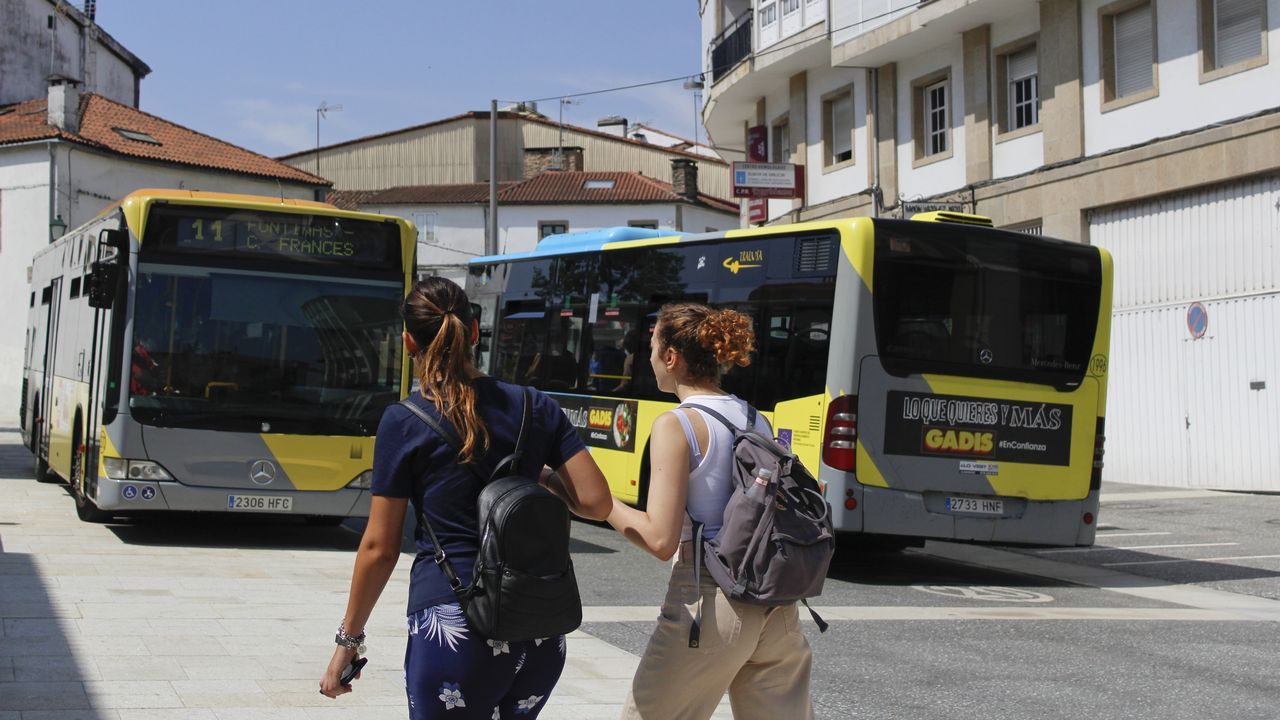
[1187,302,1208,340]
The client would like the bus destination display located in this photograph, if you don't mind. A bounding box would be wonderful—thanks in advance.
[157,209,399,268]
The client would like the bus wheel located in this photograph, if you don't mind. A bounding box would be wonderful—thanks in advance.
[71,427,111,523]
[33,425,56,483]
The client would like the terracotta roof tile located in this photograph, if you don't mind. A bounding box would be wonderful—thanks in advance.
[498,171,738,212]
[325,189,380,210]
[364,183,517,205]
[0,94,328,186]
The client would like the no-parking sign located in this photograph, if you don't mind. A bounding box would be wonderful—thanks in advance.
[1187,302,1208,340]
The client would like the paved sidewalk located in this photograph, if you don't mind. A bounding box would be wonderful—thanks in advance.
[0,430,731,719]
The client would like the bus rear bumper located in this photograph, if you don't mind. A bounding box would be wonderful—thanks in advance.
[848,485,1101,547]
[91,476,372,518]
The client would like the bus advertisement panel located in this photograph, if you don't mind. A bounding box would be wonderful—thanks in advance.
[465,216,1112,547]
[22,190,416,523]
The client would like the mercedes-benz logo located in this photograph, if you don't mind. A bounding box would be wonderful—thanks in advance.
[978,348,994,365]
[249,460,277,485]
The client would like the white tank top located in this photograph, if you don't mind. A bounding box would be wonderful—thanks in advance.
[673,394,772,542]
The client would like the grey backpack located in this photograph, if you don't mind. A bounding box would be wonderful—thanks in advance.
[684,403,834,647]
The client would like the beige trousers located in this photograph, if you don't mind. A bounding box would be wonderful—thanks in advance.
[621,542,816,720]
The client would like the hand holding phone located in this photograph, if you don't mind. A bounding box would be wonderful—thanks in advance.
[340,656,368,686]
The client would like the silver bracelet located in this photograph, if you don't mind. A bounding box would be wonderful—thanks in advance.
[335,622,366,653]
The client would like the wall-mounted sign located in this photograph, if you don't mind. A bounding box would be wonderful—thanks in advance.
[1187,302,1208,340]
[900,201,967,218]
[732,162,805,199]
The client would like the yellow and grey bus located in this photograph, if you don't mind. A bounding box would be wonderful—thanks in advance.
[22,189,415,523]
[466,213,1112,546]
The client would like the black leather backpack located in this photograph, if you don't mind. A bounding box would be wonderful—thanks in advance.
[399,387,582,642]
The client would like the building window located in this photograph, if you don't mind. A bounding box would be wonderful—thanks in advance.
[1008,46,1039,130]
[771,116,790,163]
[1200,0,1267,77]
[912,70,952,164]
[996,40,1040,137]
[411,211,437,244]
[760,2,777,26]
[1100,0,1157,107]
[782,0,800,15]
[628,221,658,229]
[539,222,568,239]
[822,89,854,167]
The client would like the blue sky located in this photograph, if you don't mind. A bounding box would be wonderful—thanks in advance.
[98,1,705,159]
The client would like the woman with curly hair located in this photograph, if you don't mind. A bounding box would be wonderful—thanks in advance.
[607,302,816,719]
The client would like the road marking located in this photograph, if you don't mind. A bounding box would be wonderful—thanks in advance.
[1036,542,1239,554]
[1102,490,1227,503]
[1094,532,1172,538]
[1103,555,1280,567]
[581,606,1248,622]
[923,542,1280,622]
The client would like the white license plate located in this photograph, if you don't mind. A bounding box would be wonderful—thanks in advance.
[945,496,1003,514]
[227,494,293,512]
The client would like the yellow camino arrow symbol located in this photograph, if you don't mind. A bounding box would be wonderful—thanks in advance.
[722,257,762,274]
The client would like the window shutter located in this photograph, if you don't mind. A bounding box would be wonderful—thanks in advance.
[1215,0,1263,68]
[1008,46,1037,81]
[832,94,853,159]
[1114,5,1154,97]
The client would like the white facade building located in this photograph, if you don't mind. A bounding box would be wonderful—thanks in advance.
[0,86,329,423]
[701,0,1280,490]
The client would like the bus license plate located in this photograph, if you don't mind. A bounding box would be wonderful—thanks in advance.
[946,496,1003,515]
[227,495,293,512]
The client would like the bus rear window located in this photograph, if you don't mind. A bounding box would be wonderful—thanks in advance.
[872,220,1102,389]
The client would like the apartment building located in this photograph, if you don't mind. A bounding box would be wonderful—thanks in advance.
[701,0,1279,489]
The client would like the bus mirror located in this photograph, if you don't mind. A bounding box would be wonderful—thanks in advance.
[99,228,127,258]
[87,260,119,309]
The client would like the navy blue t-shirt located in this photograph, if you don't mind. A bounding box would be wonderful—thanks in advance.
[372,377,586,615]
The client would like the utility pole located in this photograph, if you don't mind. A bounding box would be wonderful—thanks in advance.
[488,99,497,257]
[316,101,342,176]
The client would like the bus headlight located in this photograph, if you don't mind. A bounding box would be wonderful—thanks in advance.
[347,470,373,490]
[104,458,173,481]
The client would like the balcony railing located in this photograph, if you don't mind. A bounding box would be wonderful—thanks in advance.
[709,10,753,83]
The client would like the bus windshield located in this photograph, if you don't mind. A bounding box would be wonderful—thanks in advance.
[128,262,404,434]
[872,219,1102,389]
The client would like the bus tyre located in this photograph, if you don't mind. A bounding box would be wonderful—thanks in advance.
[33,427,56,483]
[71,428,111,523]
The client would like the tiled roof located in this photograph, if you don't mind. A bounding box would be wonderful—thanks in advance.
[353,172,737,213]
[0,94,329,186]
[326,189,380,210]
[363,183,517,205]
[500,172,738,213]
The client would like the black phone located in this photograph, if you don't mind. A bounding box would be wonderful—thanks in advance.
[340,656,368,685]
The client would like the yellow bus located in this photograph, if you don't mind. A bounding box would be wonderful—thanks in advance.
[466,213,1113,547]
[22,189,415,523]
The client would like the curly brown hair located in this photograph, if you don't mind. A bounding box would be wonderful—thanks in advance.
[402,277,489,464]
[655,303,754,381]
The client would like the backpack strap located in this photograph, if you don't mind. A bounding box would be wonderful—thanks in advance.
[395,387,533,606]
[688,519,706,649]
[681,402,760,438]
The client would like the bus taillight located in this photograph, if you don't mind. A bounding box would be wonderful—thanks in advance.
[823,395,858,472]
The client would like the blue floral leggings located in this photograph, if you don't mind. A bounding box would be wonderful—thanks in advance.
[404,603,566,719]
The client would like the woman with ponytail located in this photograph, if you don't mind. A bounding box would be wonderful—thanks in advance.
[320,277,611,719]
[608,302,816,720]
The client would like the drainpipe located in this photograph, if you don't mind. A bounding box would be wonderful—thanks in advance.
[870,68,881,217]
[48,141,58,242]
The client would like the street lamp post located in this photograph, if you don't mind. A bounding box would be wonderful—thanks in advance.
[682,75,705,149]
[316,101,343,176]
